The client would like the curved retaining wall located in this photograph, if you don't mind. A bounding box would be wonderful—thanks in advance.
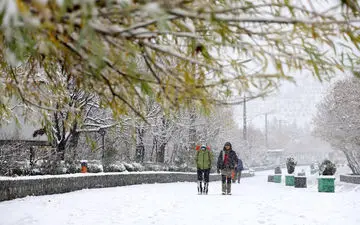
[0,172,253,202]
[340,174,360,184]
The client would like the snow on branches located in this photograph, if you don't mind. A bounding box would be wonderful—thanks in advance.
[313,76,360,174]
[1,0,360,118]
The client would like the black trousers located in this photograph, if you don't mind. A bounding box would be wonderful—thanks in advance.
[221,175,232,184]
[197,169,210,182]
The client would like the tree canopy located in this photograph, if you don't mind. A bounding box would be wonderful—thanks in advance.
[313,76,360,174]
[1,0,360,119]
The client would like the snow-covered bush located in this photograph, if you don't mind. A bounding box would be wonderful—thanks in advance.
[9,161,31,176]
[56,161,67,174]
[103,163,126,172]
[178,163,188,171]
[142,163,198,172]
[131,163,144,172]
[30,168,42,175]
[168,165,180,171]
[319,159,336,176]
[143,163,163,171]
[29,160,45,175]
[66,163,81,174]
[123,162,135,172]
[161,165,170,171]
[286,157,297,174]
[87,163,103,173]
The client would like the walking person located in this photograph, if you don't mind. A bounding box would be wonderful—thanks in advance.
[195,145,213,195]
[217,142,238,195]
[235,157,244,183]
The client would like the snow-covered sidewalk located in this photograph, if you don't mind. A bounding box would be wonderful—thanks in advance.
[0,169,359,225]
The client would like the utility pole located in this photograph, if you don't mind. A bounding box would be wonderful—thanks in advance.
[243,96,247,141]
[265,113,268,149]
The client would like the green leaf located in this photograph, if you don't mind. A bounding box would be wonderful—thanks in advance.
[140,82,153,95]
[275,59,285,76]
[354,71,360,78]
[346,31,360,50]
[312,60,321,81]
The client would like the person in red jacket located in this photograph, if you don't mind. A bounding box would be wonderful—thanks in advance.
[217,142,238,195]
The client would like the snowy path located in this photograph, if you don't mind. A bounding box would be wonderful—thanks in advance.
[1,168,360,225]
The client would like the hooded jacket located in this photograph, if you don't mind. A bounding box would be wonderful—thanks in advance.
[217,142,238,170]
[195,146,214,170]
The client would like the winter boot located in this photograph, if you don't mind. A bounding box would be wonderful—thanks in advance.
[222,183,226,195]
[226,182,232,195]
[198,181,203,195]
[203,182,209,195]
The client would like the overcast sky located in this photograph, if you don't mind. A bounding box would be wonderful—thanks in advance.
[233,72,348,131]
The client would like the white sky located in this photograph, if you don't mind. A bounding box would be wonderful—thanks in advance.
[233,72,348,131]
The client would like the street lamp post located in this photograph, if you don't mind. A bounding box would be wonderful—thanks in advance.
[246,110,275,150]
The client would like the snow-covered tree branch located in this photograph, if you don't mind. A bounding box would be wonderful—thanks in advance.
[1,0,360,118]
[313,76,360,174]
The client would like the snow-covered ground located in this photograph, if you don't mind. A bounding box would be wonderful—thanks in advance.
[1,167,359,225]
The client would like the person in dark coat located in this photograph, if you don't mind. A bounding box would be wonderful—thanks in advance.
[217,142,238,195]
[234,157,244,183]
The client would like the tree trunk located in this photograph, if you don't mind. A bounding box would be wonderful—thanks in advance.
[71,132,80,162]
[341,148,360,175]
[349,149,360,174]
[170,143,178,164]
[156,115,169,163]
[156,142,166,163]
[57,140,66,161]
[67,130,80,164]
[150,137,157,162]
[29,147,35,167]
[135,127,145,163]
[124,140,131,161]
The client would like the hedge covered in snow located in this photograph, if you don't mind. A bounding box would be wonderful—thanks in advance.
[1,160,199,177]
[0,170,253,202]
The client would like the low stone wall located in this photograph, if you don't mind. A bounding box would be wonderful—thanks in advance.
[340,174,360,184]
[0,172,254,201]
